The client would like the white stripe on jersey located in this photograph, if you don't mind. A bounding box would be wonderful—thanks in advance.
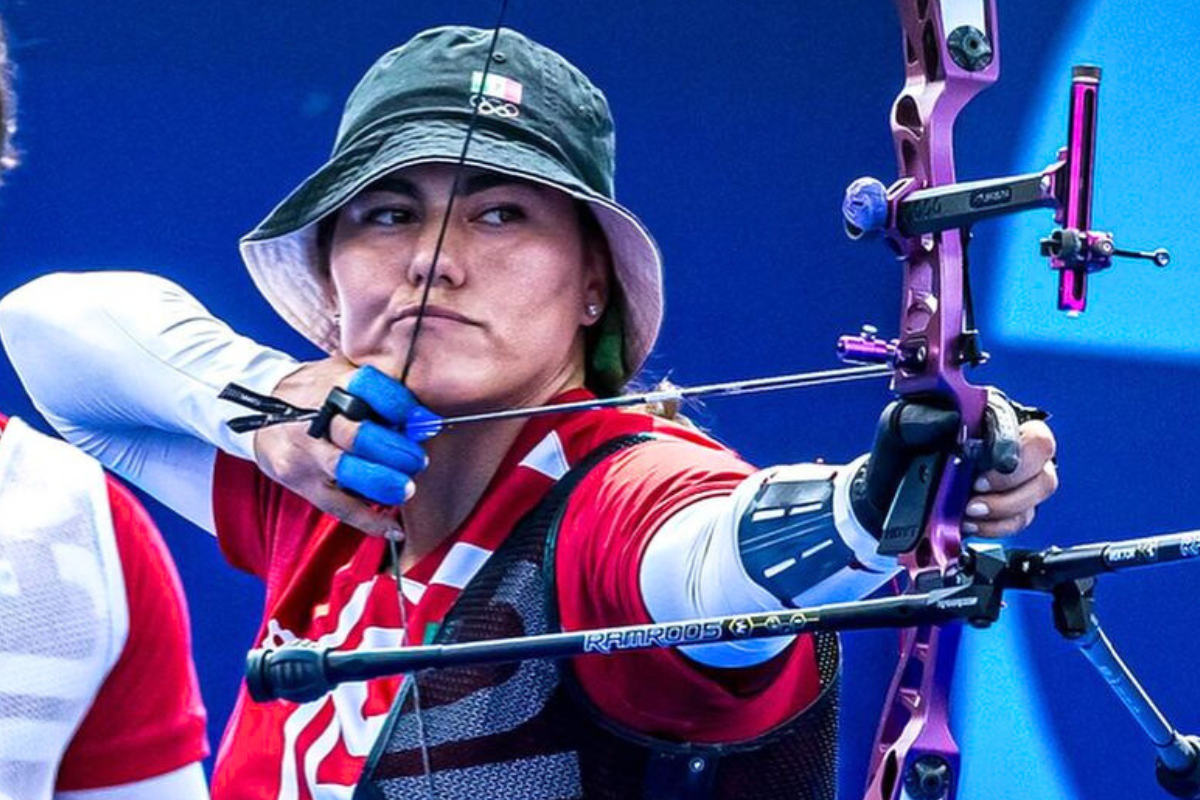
[400,576,426,604]
[518,431,569,480]
[428,542,493,590]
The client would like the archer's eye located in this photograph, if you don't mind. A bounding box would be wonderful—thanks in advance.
[477,205,525,226]
[363,207,416,226]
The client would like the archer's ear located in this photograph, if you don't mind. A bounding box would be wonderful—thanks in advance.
[581,263,611,327]
[573,198,613,312]
[579,217,613,325]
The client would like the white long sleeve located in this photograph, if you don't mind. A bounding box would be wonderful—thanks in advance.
[0,272,300,532]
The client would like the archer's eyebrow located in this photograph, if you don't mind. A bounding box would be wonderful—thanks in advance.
[360,175,420,200]
[458,172,545,197]
[359,172,545,201]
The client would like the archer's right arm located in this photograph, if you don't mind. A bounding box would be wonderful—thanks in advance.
[0,271,299,531]
[0,271,425,536]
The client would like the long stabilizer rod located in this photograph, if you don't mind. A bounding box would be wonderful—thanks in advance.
[1073,618,1200,798]
[245,583,980,704]
[1005,529,1200,589]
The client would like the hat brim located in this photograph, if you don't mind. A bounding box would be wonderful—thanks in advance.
[240,119,662,379]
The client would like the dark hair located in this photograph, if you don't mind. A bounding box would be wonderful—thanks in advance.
[575,201,627,398]
[575,203,689,424]
[315,213,337,278]
[0,18,17,176]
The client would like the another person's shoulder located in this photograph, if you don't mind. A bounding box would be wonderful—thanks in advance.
[103,475,187,605]
[0,415,209,789]
[59,470,210,791]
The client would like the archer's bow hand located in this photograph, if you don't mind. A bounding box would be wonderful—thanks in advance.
[252,359,430,539]
[965,412,1057,538]
[850,392,1058,541]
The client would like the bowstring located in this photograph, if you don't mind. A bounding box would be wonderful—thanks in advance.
[391,6,511,797]
[399,1,511,385]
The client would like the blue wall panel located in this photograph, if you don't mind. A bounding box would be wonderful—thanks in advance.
[995,0,1200,359]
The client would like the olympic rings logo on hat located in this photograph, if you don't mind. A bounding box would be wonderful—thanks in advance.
[469,94,521,118]
[469,71,523,118]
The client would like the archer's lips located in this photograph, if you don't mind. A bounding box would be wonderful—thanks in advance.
[393,305,480,326]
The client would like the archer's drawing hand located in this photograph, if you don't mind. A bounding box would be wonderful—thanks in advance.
[253,359,429,539]
[851,396,1058,541]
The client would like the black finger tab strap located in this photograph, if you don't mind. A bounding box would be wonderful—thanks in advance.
[220,382,319,434]
[307,387,377,441]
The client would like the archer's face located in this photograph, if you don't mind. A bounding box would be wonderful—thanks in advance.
[328,164,608,414]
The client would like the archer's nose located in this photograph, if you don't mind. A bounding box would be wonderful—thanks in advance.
[406,221,467,289]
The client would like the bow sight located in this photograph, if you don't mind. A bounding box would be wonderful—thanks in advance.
[840,65,1170,324]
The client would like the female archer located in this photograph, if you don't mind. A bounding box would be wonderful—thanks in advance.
[0,25,1056,800]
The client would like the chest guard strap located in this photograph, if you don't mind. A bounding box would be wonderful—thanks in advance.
[359,434,840,800]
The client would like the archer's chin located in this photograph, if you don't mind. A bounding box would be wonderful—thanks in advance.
[399,364,501,416]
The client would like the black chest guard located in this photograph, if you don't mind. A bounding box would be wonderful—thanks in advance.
[356,434,841,800]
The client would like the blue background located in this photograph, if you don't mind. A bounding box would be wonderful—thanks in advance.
[0,1,1196,798]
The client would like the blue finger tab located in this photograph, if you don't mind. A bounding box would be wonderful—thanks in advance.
[352,420,429,473]
[346,366,418,426]
[335,453,414,506]
[404,405,444,442]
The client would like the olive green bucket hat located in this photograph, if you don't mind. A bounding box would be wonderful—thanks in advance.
[239,25,663,389]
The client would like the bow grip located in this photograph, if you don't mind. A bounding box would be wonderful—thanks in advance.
[859,401,961,556]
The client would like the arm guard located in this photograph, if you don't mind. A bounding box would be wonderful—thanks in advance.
[737,457,898,608]
[640,456,898,668]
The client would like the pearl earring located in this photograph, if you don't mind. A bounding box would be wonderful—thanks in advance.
[585,303,600,318]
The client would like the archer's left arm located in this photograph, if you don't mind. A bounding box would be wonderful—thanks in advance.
[641,419,1058,669]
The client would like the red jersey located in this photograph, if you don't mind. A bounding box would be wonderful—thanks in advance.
[209,392,822,800]
[0,415,208,792]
